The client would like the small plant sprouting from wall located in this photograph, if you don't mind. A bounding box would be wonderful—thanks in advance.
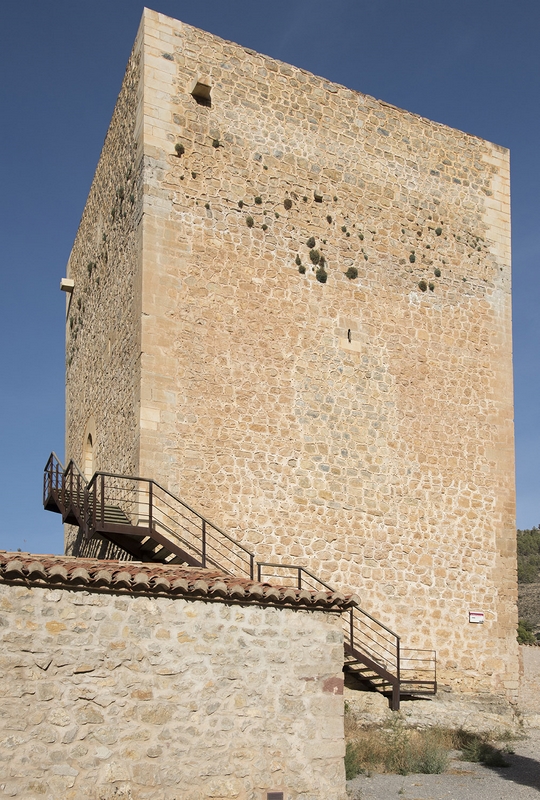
[418,280,427,292]
[326,215,332,223]
[358,233,364,240]
[435,227,443,236]
[299,265,306,274]
[306,236,316,248]
[212,139,220,148]
[409,252,416,263]
[284,198,292,210]
[254,196,263,205]
[191,172,197,179]
[87,262,96,277]
[295,255,302,266]
[175,143,185,156]
[345,267,358,280]
[341,226,347,233]
[238,200,244,208]
[275,212,280,218]
[309,249,321,265]
[262,224,268,231]
[246,216,254,228]
[429,282,435,291]
[434,268,441,277]
[316,266,328,283]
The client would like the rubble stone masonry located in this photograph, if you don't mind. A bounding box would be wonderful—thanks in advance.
[0,554,347,800]
[65,10,518,699]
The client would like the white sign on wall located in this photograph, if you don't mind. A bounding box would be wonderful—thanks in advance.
[469,611,485,624]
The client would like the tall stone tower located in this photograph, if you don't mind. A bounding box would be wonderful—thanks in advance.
[64,9,517,699]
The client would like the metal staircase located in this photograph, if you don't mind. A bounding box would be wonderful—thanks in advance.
[44,452,436,710]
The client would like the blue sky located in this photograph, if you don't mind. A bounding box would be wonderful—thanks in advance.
[1,0,539,554]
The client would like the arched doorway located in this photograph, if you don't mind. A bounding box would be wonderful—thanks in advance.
[82,417,96,480]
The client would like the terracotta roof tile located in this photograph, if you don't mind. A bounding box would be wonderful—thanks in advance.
[0,551,357,611]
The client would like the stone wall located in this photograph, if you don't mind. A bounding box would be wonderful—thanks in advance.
[64,22,144,557]
[0,553,347,800]
[136,11,517,697]
[65,9,517,699]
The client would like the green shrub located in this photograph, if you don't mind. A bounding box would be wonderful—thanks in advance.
[455,729,510,768]
[175,143,185,156]
[517,527,540,583]
[345,267,358,280]
[517,619,536,644]
[306,236,316,248]
[246,216,254,228]
[309,249,320,265]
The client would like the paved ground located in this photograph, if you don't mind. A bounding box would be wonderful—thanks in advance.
[347,729,540,799]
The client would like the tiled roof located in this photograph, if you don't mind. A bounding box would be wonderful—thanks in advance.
[0,551,357,611]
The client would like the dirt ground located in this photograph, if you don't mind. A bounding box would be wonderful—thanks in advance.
[346,728,540,799]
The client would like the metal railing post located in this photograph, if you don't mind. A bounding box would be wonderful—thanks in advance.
[148,481,153,532]
[92,480,96,533]
[250,554,254,580]
[82,478,88,538]
[100,474,105,528]
[201,520,206,568]
[297,567,302,590]
[350,609,354,650]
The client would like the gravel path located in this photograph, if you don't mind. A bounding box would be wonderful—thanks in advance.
[347,729,540,799]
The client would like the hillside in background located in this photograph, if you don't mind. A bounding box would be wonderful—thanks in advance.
[517,527,540,643]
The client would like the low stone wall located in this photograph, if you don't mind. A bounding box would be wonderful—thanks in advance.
[0,554,348,800]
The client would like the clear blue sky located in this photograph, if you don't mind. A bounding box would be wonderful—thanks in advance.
[1,0,539,554]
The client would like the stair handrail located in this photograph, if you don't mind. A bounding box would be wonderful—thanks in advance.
[42,454,435,709]
[86,470,256,578]
[62,459,88,530]
[43,452,65,507]
[257,561,401,695]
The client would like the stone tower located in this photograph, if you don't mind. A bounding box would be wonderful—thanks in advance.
[64,9,518,699]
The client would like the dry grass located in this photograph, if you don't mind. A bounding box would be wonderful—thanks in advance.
[344,708,513,779]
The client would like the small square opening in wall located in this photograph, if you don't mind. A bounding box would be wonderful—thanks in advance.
[192,82,211,107]
[267,794,284,800]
